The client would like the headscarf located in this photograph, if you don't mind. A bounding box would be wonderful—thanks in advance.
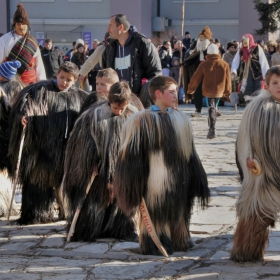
[240,34,257,62]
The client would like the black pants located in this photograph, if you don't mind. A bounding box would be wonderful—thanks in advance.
[194,81,203,113]
[208,98,218,129]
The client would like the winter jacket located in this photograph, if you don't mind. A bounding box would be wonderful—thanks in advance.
[188,54,231,102]
[222,51,237,67]
[71,52,86,69]
[159,46,172,69]
[169,56,180,83]
[41,47,63,79]
[102,26,162,95]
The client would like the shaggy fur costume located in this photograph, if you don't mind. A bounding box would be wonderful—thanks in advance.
[114,109,210,255]
[8,80,88,224]
[0,81,23,217]
[232,91,280,262]
[63,101,139,241]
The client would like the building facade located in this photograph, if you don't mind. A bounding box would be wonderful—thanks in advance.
[1,0,269,54]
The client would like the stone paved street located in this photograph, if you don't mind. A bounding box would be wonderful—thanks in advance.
[1,104,280,279]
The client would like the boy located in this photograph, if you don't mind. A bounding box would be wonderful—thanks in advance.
[188,44,231,139]
[8,62,88,224]
[113,76,210,255]
[232,66,280,262]
[81,68,144,113]
[63,81,139,242]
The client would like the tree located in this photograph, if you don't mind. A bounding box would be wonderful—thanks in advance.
[254,0,280,35]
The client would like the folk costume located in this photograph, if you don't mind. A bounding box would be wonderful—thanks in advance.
[8,80,88,224]
[232,91,280,262]
[231,34,269,104]
[182,26,212,114]
[63,101,139,242]
[114,107,210,255]
[0,61,23,217]
[0,3,46,85]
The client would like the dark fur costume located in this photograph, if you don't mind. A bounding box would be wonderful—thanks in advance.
[8,80,88,224]
[114,109,209,255]
[139,82,154,109]
[63,101,139,241]
[0,80,23,170]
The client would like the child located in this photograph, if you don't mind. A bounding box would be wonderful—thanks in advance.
[188,44,231,139]
[114,76,210,255]
[232,66,280,262]
[81,68,143,113]
[63,81,139,242]
[8,61,88,224]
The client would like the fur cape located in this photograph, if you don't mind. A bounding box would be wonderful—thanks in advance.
[114,109,209,255]
[8,80,88,224]
[0,80,23,170]
[63,101,139,241]
[232,90,280,262]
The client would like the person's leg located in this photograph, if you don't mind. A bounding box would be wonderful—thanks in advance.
[191,81,203,117]
[207,98,218,139]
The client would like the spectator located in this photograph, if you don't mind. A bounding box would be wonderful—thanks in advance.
[182,31,192,50]
[170,35,178,50]
[214,38,226,56]
[103,14,161,95]
[169,56,184,104]
[173,40,186,61]
[266,40,277,67]
[41,38,64,79]
[159,41,172,76]
[64,41,76,62]
[222,41,238,68]
[271,40,280,66]
[0,3,46,85]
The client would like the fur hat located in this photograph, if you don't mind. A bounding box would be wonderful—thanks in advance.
[13,3,30,26]
[76,39,85,46]
[198,26,212,40]
[207,44,219,55]
[0,61,21,80]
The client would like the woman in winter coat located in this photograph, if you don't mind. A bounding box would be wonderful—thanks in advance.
[159,41,172,76]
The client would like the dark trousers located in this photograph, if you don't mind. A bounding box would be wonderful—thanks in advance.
[194,81,203,113]
[208,98,218,129]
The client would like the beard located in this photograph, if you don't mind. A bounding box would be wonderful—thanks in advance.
[196,38,210,52]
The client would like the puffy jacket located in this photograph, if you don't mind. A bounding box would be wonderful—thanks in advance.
[188,54,231,101]
[102,30,162,95]
[41,47,63,79]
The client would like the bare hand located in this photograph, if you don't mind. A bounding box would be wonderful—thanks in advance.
[79,75,85,81]
[21,116,28,127]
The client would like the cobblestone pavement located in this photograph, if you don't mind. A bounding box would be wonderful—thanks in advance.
[1,105,280,280]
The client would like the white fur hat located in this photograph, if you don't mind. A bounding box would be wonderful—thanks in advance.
[207,44,219,55]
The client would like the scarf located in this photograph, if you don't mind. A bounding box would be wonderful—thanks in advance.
[7,33,38,76]
[240,34,257,62]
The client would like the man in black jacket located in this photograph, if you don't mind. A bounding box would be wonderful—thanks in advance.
[41,38,64,79]
[103,14,161,96]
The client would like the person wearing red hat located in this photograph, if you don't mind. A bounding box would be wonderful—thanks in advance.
[0,3,46,85]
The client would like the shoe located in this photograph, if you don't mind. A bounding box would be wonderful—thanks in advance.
[191,112,201,117]
[207,128,216,139]
[216,110,222,117]
[178,100,185,104]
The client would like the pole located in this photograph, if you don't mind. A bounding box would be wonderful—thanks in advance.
[178,0,185,101]
[7,126,26,222]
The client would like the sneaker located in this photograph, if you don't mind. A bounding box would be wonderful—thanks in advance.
[191,112,201,117]
[216,110,222,117]
[207,128,216,139]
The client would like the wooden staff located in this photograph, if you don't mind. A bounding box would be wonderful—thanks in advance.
[178,0,186,100]
[67,171,98,242]
[7,126,26,222]
[139,198,168,258]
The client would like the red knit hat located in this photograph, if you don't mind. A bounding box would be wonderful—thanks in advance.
[13,3,30,26]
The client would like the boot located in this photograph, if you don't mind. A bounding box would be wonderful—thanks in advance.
[207,127,216,139]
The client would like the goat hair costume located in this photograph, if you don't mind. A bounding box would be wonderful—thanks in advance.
[232,91,280,262]
[63,101,139,241]
[114,109,210,255]
[8,80,88,224]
